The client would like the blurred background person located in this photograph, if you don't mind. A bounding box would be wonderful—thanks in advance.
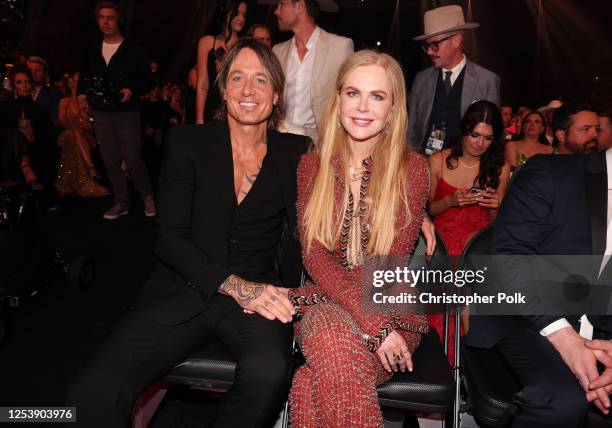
[0,66,55,191]
[248,23,272,49]
[597,103,612,151]
[538,99,562,145]
[427,100,510,362]
[160,82,172,102]
[55,72,108,198]
[167,84,185,126]
[81,1,155,220]
[195,1,247,124]
[26,55,63,126]
[501,104,514,140]
[505,110,553,169]
[273,0,354,139]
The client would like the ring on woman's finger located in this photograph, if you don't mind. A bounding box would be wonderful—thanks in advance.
[394,353,402,362]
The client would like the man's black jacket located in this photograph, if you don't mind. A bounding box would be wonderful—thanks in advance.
[81,39,154,111]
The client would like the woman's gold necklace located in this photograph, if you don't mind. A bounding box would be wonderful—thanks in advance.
[459,158,480,169]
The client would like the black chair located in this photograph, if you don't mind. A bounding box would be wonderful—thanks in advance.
[459,226,612,428]
[457,226,513,427]
[376,231,455,417]
[137,233,455,427]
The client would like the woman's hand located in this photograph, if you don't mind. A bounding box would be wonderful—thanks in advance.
[420,216,436,256]
[377,331,413,373]
[477,188,500,209]
[448,189,479,207]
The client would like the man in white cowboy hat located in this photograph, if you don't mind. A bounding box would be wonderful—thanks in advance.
[408,5,500,154]
[539,99,563,145]
[272,0,353,140]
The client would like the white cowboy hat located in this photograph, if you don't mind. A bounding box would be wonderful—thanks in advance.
[256,0,339,13]
[413,5,479,41]
[537,99,563,113]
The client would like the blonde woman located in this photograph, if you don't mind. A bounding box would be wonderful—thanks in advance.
[289,50,430,427]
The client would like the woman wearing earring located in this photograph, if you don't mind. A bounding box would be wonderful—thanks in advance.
[427,100,511,362]
[195,1,247,124]
[289,50,429,427]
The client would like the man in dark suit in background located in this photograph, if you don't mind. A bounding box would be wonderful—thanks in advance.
[409,5,500,154]
[26,56,63,125]
[553,100,600,155]
[82,1,155,220]
[465,100,612,426]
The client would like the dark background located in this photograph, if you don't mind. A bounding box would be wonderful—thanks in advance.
[6,0,612,109]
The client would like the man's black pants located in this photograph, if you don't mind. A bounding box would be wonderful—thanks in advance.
[494,328,590,427]
[66,299,294,428]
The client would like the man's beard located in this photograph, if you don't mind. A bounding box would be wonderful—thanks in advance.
[576,138,599,153]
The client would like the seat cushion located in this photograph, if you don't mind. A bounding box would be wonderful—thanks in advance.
[377,329,454,413]
[164,329,453,412]
[163,339,236,391]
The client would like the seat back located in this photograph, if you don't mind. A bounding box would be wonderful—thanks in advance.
[376,232,455,415]
[459,224,494,269]
[459,225,519,426]
[409,231,450,272]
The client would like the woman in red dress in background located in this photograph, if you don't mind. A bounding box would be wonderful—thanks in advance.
[289,50,431,427]
[428,100,511,364]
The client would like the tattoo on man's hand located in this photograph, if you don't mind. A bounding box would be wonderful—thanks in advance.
[219,275,263,307]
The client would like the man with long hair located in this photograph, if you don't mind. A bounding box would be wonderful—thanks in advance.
[67,39,309,428]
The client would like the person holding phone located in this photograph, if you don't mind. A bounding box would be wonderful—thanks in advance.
[427,100,510,361]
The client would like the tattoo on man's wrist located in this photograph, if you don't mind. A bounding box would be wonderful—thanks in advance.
[219,275,263,307]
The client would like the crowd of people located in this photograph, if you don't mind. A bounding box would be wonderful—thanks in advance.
[2,0,612,427]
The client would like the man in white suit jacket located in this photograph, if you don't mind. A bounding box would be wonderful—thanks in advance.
[408,5,500,152]
[272,0,353,139]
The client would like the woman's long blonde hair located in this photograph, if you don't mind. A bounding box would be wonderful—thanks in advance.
[303,50,411,255]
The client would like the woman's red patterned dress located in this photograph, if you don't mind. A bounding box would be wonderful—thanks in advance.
[289,152,430,427]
